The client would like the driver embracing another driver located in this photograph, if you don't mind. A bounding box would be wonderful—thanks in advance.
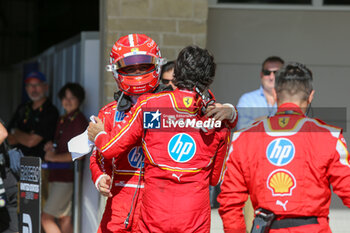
[89,34,238,233]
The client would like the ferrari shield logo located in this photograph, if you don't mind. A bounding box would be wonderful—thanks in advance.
[278,117,289,128]
[183,97,193,108]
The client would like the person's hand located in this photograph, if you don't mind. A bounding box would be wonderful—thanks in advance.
[44,150,56,162]
[98,175,112,197]
[205,103,234,121]
[44,141,54,152]
[88,117,104,142]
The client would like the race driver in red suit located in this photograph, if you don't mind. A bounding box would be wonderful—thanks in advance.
[89,34,167,233]
[90,35,237,233]
[218,62,350,233]
[88,45,237,232]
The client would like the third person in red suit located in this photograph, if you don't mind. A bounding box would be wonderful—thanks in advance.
[89,34,172,233]
[218,62,350,233]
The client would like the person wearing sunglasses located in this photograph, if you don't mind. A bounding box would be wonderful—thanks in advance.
[236,56,284,130]
[235,56,284,232]
[160,61,176,90]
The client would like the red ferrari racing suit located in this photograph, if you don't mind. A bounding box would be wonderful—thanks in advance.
[218,103,350,233]
[90,101,144,233]
[94,88,233,232]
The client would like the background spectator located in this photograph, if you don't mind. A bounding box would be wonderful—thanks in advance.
[41,83,88,233]
[160,60,175,90]
[235,56,284,232]
[6,71,59,221]
[7,71,59,159]
[236,56,284,130]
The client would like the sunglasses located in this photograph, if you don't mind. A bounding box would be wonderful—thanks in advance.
[161,79,171,84]
[262,69,278,76]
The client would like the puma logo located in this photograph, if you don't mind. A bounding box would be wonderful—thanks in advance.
[276,200,288,211]
[172,173,183,182]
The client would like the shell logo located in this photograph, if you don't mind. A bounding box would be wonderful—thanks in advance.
[267,169,296,196]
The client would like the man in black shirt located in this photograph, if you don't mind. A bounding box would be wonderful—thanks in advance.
[7,71,59,219]
[7,71,59,159]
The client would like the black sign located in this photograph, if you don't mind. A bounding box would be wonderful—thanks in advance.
[19,157,41,233]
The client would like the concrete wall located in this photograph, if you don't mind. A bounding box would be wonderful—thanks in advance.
[100,0,209,105]
[207,8,350,141]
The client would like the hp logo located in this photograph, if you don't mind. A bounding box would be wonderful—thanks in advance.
[128,146,144,168]
[168,133,196,163]
[266,138,295,166]
[115,111,126,122]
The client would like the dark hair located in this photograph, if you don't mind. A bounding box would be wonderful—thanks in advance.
[160,61,175,78]
[173,46,216,92]
[58,83,85,105]
[262,56,284,70]
[275,62,313,101]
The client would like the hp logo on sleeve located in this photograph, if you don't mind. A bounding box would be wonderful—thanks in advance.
[167,133,196,163]
[115,111,126,122]
[266,138,295,166]
[128,146,144,168]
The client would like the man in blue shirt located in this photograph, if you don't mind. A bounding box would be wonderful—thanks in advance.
[236,56,284,232]
[236,56,284,130]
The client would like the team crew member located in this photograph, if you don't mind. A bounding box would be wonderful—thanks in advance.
[90,35,237,232]
[89,45,235,232]
[218,63,350,233]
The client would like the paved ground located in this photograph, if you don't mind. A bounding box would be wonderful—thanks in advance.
[210,208,350,233]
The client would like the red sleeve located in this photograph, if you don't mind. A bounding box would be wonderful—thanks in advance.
[94,97,144,159]
[327,133,350,207]
[89,109,113,184]
[210,129,231,186]
[217,135,248,233]
[89,149,112,184]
